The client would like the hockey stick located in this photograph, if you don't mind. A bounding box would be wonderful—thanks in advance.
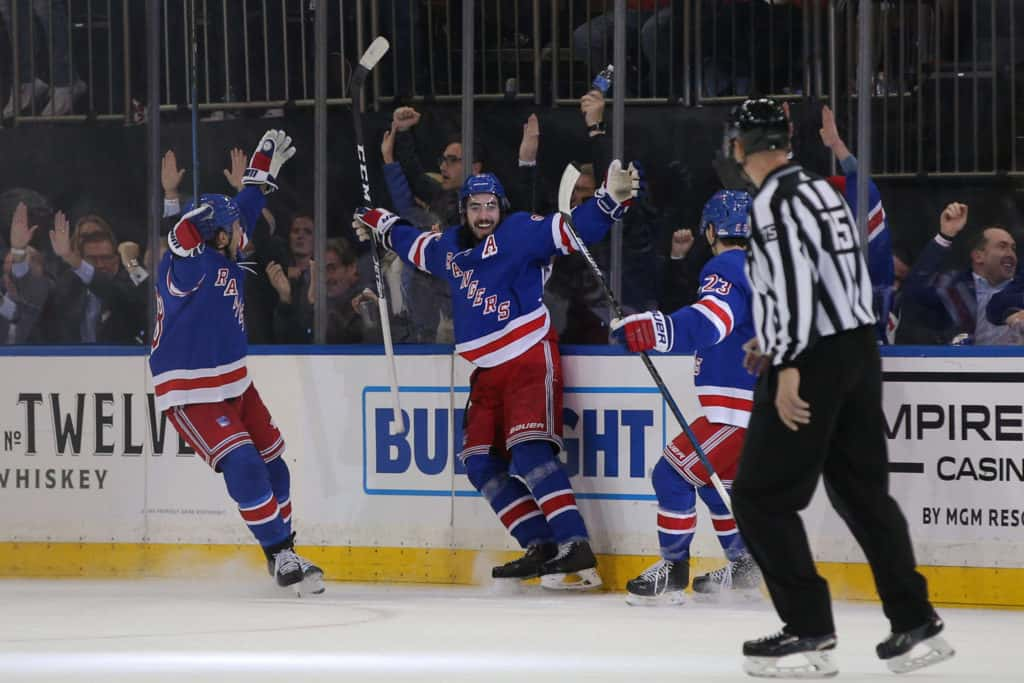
[188,0,200,202]
[349,37,405,435]
[557,164,732,511]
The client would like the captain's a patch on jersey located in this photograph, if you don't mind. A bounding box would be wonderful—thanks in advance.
[482,234,499,259]
[530,214,545,221]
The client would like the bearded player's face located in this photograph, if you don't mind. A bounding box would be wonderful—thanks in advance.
[465,193,501,240]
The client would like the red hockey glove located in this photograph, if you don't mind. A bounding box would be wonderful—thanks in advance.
[168,204,215,257]
[610,311,674,353]
[354,207,400,249]
[243,129,297,194]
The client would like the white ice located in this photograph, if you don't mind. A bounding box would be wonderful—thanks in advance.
[0,577,1017,682]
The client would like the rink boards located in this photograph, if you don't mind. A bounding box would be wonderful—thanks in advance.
[0,346,1022,607]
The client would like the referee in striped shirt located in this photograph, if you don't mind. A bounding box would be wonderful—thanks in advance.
[727,98,951,676]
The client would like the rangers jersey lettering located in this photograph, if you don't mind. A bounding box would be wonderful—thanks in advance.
[388,199,615,367]
[149,186,266,411]
[666,249,756,427]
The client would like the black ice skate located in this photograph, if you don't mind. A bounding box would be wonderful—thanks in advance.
[538,540,602,591]
[264,534,324,596]
[492,542,558,580]
[295,554,326,595]
[625,559,688,606]
[742,629,838,679]
[692,553,762,601]
[876,614,954,674]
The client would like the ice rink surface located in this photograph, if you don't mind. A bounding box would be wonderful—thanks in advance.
[0,576,1017,682]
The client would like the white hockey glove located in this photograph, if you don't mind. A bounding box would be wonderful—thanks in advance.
[354,207,400,249]
[167,203,215,258]
[243,129,297,194]
[611,311,673,353]
[595,159,640,221]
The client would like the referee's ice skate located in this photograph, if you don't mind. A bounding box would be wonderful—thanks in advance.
[876,614,955,673]
[539,541,602,590]
[742,629,838,679]
[625,559,688,606]
[692,553,762,601]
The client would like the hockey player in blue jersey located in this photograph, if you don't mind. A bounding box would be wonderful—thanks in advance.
[611,190,763,605]
[150,130,324,596]
[356,162,640,589]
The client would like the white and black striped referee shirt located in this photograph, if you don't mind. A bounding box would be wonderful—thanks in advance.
[745,163,876,366]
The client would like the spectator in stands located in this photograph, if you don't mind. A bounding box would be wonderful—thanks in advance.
[658,223,714,314]
[818,105,895,343]
[1,202,50,343]
[903,202,1019,345]
[266,257,311,344]
[388,106,486,228]
[323,238,373,344]
[985,242,1024,344]
[259,212,316,344]
[0,0,86,117]
[161,150,188,218]
[548,87,656,343]
[572,1,673,96]
[44,212,147,344]
[699,0,806,98]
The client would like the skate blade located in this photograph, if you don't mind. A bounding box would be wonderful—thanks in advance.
[540,567,603,591]
[625,590,686,607]
[743,651,839,679]
[885,636,955,674]
[298,572,326,597]
[692,587,763,604]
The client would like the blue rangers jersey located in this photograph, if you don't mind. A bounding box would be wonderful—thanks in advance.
[387,199,615,367]
[149,186,265,411]
[666,248,755,427]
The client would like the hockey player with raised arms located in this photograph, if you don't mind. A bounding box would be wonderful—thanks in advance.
[355,161,640,589]
[611,190,762,605]
[150,130,324,596]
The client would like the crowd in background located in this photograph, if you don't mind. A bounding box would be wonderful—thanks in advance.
[0,0,1020,347]
[1,86,1022,348]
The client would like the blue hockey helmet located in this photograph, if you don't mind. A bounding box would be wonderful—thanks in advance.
[183,193,242,231]
[459,173,510,212]
[700,189,752,239]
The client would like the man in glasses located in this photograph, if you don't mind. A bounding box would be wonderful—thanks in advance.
[46,214,147,344]
[356,164,639,590]
[384,106,487,228]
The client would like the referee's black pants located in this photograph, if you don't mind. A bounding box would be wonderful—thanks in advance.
[732,325,932,638]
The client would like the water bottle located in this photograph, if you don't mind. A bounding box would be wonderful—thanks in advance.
[592,65,614,95]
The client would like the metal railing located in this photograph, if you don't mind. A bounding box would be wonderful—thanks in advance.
[831,0,1020,177]
[2,1,1020,175]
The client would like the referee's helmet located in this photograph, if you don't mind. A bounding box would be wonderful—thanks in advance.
[731,97,790,155]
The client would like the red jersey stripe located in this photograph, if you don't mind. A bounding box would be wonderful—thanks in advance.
[698,297,734,336]
[699,395,754,411]
[155,366,249,396]
[460,312,548,362]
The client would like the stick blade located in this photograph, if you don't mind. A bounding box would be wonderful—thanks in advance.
[558,163,582,216]
[359,36,391,71]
